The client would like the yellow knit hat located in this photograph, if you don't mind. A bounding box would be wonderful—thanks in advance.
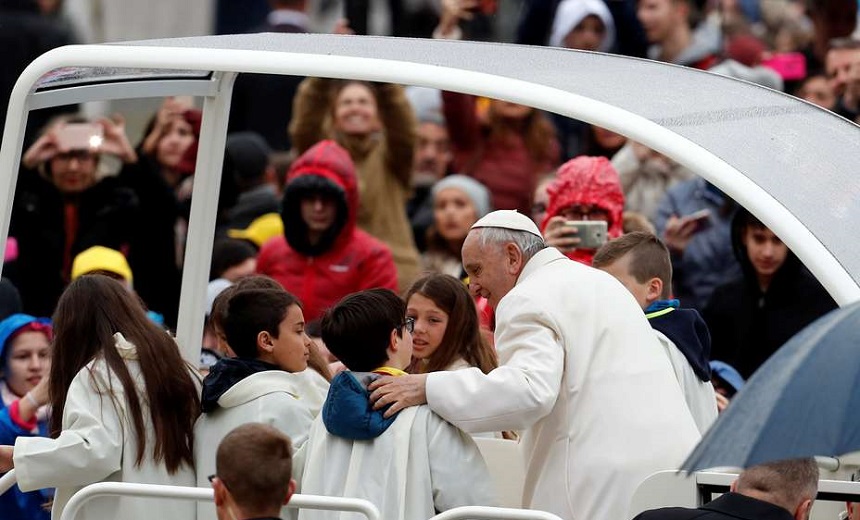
[227,213,284,248]
[71,246,133,282]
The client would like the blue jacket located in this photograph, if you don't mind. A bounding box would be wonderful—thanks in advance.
[322,371,399,441]
[0,396,51,520]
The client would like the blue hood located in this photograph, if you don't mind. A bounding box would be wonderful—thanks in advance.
[322,371,399,440]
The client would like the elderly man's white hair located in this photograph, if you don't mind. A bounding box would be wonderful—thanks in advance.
[474,227,546,264]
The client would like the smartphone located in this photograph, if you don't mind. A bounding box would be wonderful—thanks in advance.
[762,52,806,81]
[56,123,103,151]
[682,209,712,233]
[565,220,608,249]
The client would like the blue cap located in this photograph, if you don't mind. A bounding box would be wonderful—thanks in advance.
[709,360,745,393]
[0,313,51,360]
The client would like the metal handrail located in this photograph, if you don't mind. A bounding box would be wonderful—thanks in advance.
[429,505,565,520]
[0,469,16,495]
[59,482,381,520]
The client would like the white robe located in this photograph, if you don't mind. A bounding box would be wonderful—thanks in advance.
[425,248,701,520]
[295,406,497,520]
[194,370,317,520]
[653,330,718,434]
[13,333,197,520]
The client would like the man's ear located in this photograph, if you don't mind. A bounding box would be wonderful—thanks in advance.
[387,328,399,356]
[794,498,813,520]
[283,478,297,505]
[729,480,738,493]
[505,243,523,275]
[212,478,228,507]
[647,277,663,303]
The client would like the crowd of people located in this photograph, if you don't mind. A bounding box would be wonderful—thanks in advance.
[0,0,856,519]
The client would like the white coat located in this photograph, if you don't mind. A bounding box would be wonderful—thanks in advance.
[194,370,317,520]
[425,248,701,520]
[295,406,497,520]
[654,330,718,434]
[13,333,197,520]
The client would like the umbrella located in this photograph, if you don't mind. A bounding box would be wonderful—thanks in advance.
[683,301,860,471]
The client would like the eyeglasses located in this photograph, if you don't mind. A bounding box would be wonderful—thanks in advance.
[402,317,415,334]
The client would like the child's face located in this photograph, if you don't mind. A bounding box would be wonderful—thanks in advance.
[406,293,449,362]
[300,194,337,234]
[270,304,311,372]
[598,255,652,310]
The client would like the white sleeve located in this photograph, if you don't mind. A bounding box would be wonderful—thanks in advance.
[14,367,124,491]
[427,413,498,511]
[425,293,564,433]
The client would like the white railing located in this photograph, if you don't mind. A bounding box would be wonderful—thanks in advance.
[430,506,564,520]
[0,469,16,496]
[59,482,381,520]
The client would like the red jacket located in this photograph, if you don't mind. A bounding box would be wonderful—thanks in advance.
[257,140,398,322]
[540,156,624,265]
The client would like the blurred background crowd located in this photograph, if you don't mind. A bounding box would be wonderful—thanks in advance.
[0,0,857,403]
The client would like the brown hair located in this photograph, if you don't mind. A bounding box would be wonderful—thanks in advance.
[592,232,673,299]
[209,275,332,381]
[405,274,497,374]
[49,275,199,473]
[216,423,293,513]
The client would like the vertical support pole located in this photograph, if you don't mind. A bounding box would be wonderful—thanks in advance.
[174,71,237,365]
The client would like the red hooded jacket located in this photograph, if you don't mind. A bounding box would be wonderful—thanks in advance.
[540,156,624,265]
[256,140,398,322]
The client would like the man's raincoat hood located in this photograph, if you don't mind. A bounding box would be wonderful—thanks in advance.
[281,139,358,257]
[322,371,398,440]
[541,156,624,264]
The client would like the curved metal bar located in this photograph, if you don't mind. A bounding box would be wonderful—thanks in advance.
[58,482,381,520]
[0,469,16,496]
[429,505,565,520]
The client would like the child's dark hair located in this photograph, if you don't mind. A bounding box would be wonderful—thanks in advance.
[321,289,405,372]
[221,288,300,359]
[592,232,673,299]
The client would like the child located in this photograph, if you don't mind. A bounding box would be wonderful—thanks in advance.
[296,289,497,519]
[404,273,496,374]
[0,275,200,520]
[593,232,717,433]
[210,423,295,520]
[195,287,315,520]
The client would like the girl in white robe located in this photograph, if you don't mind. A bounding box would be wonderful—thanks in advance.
[0,274,201,520]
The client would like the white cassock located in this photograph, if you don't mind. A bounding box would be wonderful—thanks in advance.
[13,333,198,520]
[426,248,701,520]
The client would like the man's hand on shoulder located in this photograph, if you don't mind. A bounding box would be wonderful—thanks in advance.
[368,374,429,418]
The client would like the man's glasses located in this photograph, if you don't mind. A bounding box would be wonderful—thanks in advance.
[402,317,415,334]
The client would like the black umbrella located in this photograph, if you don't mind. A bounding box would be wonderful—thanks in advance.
[683,301,860,471]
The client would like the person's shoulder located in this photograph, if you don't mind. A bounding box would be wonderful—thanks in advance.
[349,229,394,257]
[632,506,714,520]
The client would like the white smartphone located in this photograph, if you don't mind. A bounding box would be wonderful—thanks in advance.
[565,220,608,249]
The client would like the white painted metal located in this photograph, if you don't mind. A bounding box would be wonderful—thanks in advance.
[429,505,565,520]
[0,469,16,496]
[0,37,856,364]
[29,78,218,110]
[173,71,236,363]
[58,482,381,520]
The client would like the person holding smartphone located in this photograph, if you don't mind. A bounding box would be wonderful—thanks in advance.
[11,116,139,318]
[539,155,623,265]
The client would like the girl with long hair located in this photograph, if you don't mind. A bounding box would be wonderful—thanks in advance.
[404,274,497,374]
[0,275,201,520]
